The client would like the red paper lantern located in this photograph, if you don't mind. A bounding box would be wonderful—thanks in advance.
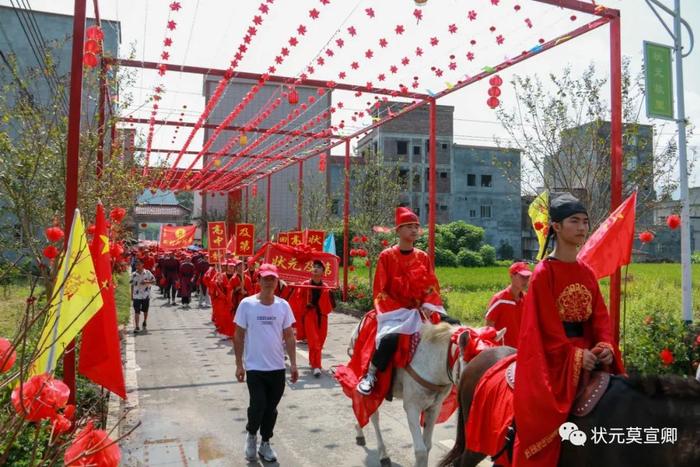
[110,243,124,259]
[83,52,98,68]
[318,153,326,172]
[84,39,102,54]
[488,86,502,97]
[251,185,258,197]
[109,207,126,223]
[64,421,120,467]
[288,88,299,105]
[666,214,681,230]
[87,224,96,235]
[43,245,59,259]
[240,133,248,145]
[488,75,503,86]
[11,374,69,422]
[45,226,65,243]
[487,97,500,109]
[639,231,654,244]
[86,25,104,41]
[0,338,17,373]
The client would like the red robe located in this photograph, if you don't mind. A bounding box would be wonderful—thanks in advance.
[230,274,253,316]
[202,267,218,320]
[335,246,445,427]
[485,286,524,348]
[289,280,335,369]
[511,258,623,466]
[208,272,236,337]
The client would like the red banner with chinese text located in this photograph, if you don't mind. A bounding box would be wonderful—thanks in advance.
[207,222,227,251]
[235,223,255,256]
[277,232,289,245]
[159,225,196,250]
[305,230,325,252]
[287,231,304,248]
[209,249,225,264]
[263,243,339,288]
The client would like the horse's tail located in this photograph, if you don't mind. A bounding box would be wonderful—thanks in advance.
[438,402,465,467]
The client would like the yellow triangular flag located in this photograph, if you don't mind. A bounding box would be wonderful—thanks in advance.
[32,209,103,375]
[528,191,550,260]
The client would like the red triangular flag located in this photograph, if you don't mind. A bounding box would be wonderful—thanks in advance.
[578,192,637,279]
[226,234,236,254]
[78,203,127,399]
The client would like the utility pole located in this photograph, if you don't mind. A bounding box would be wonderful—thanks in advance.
[646,0,695,322]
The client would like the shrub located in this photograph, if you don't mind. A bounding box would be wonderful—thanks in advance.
[692,253,700,264]
[479,245,497,266]
[457,249,483,267]
[343,281,373,313]
[497,240,515,260]
[447,221,484,251]
[434,248,458,267]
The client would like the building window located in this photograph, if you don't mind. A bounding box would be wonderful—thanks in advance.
[481,174,492,188]
[372,141,378,154]
[467,174,476,186]
[397,140,408,155]
[440,172,448,179]
[439,205,448,211]
[469,209,477,218]
[413,145,421,156]
[331,199,339,215]
[441,143,448,150]
[399,169,409,186]
[480,205,492,218]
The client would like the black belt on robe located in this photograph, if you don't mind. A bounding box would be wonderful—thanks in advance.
[562,321,584,338]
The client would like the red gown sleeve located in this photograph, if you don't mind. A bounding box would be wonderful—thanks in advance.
[372,250,390,300]
[513,262,583,461]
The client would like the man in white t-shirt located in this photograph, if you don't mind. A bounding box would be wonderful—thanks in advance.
[130,259,155,333]
[234,263,298,463]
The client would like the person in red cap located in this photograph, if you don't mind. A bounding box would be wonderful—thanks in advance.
[234,263,298,463]
[335,206,456,427]
[484,261,532,348]
[289,259,336,377]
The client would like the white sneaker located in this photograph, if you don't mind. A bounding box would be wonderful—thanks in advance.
[258,441,277,462]
[313,368,321,378]
[356,373,377,395]
[245,433,257,461]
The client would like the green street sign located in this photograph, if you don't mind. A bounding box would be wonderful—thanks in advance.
[644,41,674,120]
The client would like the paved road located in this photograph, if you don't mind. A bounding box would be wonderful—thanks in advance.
[117,292,483,467]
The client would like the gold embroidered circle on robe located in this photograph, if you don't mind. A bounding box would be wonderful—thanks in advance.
[557,283,592,322]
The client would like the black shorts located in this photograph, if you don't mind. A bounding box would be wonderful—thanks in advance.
[133,298,150,314]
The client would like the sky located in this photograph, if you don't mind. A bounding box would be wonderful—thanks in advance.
[3,0,699,193]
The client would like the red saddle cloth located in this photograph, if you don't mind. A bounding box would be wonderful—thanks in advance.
[465,353,517,467]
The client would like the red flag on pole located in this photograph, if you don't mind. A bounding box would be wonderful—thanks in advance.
[78,203,126,399]
[578,192,637,279]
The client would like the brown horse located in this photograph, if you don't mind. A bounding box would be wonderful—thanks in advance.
[439,347,700,467]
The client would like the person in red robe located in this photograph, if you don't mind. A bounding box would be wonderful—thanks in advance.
[178,255,196,307]
[484,261,532,348]
[335,207,454,427]
[230,260,254,321]
[511,192,624,466]
[290,260,336,377]
[160,251,180,306]
[209,261,237,337]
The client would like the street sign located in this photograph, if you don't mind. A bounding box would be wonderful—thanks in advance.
[643,41,674,120]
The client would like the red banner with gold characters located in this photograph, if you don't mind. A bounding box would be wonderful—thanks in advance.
[234,223,255,256]
[277,232,289,245]
[263,243,339,288]
[287,231,304,248]
[159,225,196,250]
[207,222,227,250]
[209,249,224,264]
[305,230,325,252]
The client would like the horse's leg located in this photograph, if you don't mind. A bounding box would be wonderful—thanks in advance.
[403,401,429,467]
[354,422,365,446]
[370,411,391,467]
[420,402,442,456]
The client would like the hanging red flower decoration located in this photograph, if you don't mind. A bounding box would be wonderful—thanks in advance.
[86,25,104,41]
[83,52,98,68]
[496,35,505,45]
[489,75,503,86]
[109,207,126,223]
[361,235,368,243]
[666,214,681,230]
[167,20,177,30]
[53,414,73,435]
[659,348,674,366]
[0,338,16,372]
[84,39,101,54]
[11,374,70,422]
[45,226,65,242]
[364,7,375,18]
[395,24,405,35]
[43,245,59,259]
[347,26,357,36]
[309,8,320,19]
[488,87,502,97]
[639,231,654,243]
[169,1,181,11]
[468,10,477,21]
[413,8,423,22]
[64,421,121,467]
[487,97,500,109]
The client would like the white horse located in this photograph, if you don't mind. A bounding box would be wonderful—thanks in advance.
[348,322,460,467]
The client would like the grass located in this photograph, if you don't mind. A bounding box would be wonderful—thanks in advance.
[344,263,700,327]
[0,272,132,338]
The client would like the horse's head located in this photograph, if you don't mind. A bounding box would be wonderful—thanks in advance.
[456,326,505,363]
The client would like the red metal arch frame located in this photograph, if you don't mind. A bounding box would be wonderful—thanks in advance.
[72,1,624,352]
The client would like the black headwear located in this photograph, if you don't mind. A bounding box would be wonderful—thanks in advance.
[548,192,588,223]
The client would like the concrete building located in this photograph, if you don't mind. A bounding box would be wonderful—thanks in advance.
[134,189,191,241]
[352,101,522,257]
[194,79,331,239]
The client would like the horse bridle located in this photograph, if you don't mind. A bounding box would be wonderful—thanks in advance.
[405,337,461,392]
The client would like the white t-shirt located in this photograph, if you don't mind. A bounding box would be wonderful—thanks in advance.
[234,295,295,371]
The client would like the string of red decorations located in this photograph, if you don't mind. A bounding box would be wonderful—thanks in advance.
[158,0,278,189]
[142,1,184,178]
